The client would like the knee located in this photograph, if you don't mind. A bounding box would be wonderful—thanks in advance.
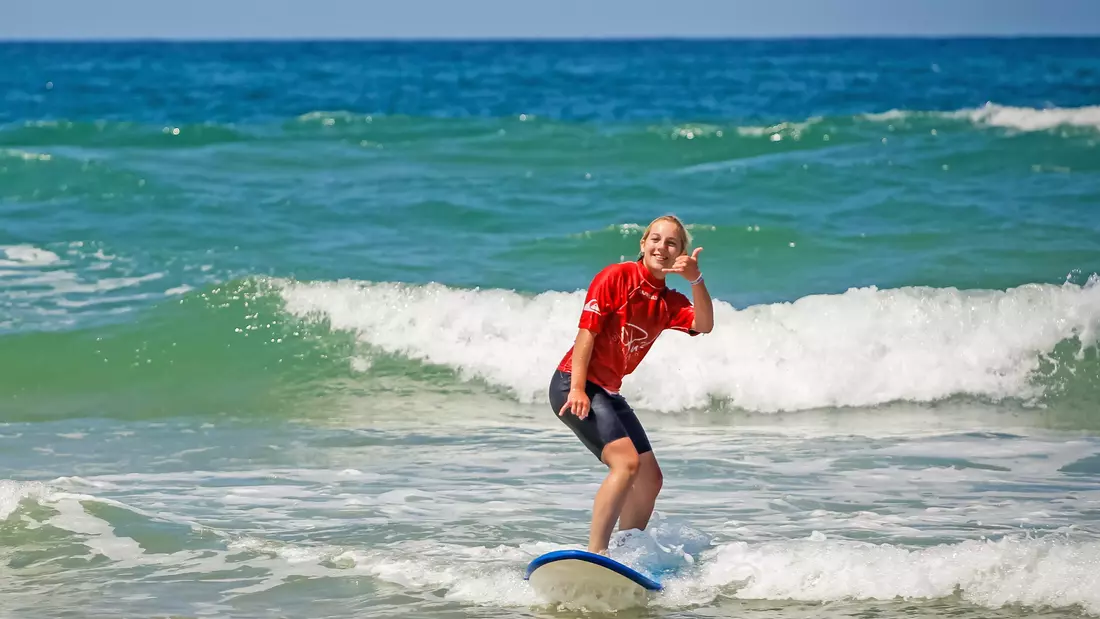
[606,448,640,480]
[620,451,640,479]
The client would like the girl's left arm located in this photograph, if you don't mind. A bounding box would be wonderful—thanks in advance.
[690,278,714,333]
[666,247,714,334]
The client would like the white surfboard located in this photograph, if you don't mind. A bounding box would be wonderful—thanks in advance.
[525,549,661,609]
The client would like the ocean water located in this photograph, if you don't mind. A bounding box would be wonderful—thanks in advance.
[2,38,1100,618]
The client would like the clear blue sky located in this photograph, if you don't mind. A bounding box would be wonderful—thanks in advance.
[5,0,1099,40]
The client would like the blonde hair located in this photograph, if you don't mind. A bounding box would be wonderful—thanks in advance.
[638,215,691,258]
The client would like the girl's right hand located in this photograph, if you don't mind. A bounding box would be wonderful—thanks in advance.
[559,387,591,419]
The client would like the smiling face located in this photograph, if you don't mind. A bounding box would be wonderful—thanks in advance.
[638,216,689,278]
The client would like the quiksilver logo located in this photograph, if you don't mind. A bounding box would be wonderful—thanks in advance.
[583,299,601,314]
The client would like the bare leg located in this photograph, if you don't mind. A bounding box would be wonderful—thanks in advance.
[617,451,663,532]
[588,437,639,554]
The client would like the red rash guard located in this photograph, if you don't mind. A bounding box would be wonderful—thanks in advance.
[557,260,698,393]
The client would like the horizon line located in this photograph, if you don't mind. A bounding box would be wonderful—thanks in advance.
[3,33,1099,44]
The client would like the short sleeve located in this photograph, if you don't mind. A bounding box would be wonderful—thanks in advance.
[578,264,623,334]
[665,291,699,336]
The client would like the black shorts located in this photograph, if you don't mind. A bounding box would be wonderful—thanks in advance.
[548,370,652,461]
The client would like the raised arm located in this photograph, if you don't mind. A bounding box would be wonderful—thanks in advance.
[688,275,714,333]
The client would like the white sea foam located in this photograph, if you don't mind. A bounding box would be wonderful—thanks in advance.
[957,103,1100,132]
[863,103,1100,132]
[278,276,1100,413]
[0,479,51,520]
[0,243,182,331]
[218,520,1100,615]
[736,118,820,141]
[6,462,1098,615]
[0,245,62,267]
[0,149,52,162]
[669,534,1100,614]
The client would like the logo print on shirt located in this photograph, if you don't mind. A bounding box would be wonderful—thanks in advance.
[621,323,652,355]
[583,299,601,314]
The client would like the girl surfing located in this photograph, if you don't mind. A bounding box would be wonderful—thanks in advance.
[549,214,714,554]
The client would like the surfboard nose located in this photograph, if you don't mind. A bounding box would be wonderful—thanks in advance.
[525,549,661,610]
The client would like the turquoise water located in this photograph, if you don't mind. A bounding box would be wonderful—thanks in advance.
[2,39,1100,618]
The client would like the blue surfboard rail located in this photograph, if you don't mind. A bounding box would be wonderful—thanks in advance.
[525,550,663,591]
